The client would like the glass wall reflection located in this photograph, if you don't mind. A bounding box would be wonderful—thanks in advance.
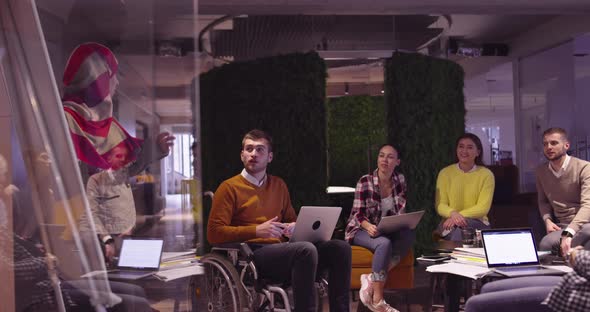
[1,0,200,310]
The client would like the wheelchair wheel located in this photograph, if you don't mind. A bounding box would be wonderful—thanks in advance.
[201,253,247,312]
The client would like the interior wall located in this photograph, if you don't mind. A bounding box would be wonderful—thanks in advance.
[518,41,575,192]
[466,110,516,165]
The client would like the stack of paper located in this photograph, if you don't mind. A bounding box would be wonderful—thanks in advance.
[154,264,204,282]
[450,247,487,267]
[160,250,200,271]
[155,249,203,282]
[161,249,197,262]
[426,263,491,279]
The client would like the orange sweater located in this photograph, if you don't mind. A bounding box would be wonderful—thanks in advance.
[207,174,297,245]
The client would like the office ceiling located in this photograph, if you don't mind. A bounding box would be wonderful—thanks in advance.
[34,0,590,121]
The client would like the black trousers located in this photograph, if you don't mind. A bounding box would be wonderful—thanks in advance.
[252,240,352,312]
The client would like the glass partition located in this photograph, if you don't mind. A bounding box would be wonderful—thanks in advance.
[518,41,574,192]
[1,0,201,310]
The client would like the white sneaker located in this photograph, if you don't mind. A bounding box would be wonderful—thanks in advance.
[359,274,373,306]
[370,299,399,312]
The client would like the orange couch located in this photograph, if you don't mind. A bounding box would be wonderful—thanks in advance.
[350,245,414,289]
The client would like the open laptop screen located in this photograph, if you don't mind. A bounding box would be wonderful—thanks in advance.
[482,229,539,267]
[117,239,164,269]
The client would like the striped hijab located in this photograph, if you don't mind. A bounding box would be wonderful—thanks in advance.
[62,43,142,169]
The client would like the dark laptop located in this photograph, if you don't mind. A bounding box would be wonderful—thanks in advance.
[481,228,564,277]
[107,238,164,280]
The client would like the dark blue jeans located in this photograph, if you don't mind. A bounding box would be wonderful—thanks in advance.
[464,276,560,312]
[252,240,351,312]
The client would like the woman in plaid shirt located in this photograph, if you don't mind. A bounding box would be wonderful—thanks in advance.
[344,144,416,312]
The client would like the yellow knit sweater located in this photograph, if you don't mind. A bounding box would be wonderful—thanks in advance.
[435,164,495,221]
[207,174,297,245]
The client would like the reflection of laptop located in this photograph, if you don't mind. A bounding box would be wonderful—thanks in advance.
[107,238,164,280]
[481,228,564,277]
[290,206,342,243]
[377,210,425,234]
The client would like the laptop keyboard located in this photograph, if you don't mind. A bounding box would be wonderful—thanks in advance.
[108,270,153,280]
[499,266,544,272]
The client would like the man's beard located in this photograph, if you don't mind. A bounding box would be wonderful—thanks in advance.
[545,151,565,161]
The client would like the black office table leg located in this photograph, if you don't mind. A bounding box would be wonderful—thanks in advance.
[444,274,462,312]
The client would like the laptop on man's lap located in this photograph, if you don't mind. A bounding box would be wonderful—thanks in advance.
[481,228,564,277]
[289,206,341,243]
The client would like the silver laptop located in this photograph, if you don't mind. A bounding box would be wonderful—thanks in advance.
[290,206,342,243]
[377,210,425,234]
[107,238,164,280]
[481,228,564,277]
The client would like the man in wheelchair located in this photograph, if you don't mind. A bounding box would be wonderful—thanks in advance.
[207,129,352,312]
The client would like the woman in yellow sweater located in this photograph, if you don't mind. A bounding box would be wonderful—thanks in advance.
[435,133,495,241]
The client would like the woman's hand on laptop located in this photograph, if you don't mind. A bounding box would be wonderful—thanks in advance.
[361,221,379,237]
[256,216,286,238]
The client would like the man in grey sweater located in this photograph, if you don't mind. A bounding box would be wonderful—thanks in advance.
[536,127,590,256]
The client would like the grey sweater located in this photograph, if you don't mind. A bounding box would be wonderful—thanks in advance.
[536,156,590,232]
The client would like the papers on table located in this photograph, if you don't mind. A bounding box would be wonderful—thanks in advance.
[154,264,204,282]
[545,265,573,273]
[161,249,196,262]
[451,247,487,266]
[454,247,485,257]
[426,263,492,279]
[156,249,203,281]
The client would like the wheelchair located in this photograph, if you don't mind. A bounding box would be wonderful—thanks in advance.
[200,243,327,312]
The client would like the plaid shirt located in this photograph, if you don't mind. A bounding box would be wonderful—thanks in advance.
[543,250,590,312]
[0,229,76,311]
[344,170,407,242]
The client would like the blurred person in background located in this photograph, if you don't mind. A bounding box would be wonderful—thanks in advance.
[60,42,174,263]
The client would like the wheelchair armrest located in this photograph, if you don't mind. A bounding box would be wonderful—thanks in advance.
[240,243,254,262]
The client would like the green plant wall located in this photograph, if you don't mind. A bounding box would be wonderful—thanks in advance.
[326,95,386,187]
[385,52,466,254]
[200,52,329,247]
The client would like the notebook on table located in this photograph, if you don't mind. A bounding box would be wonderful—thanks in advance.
[290,206,342,243]
[377,210,425,234]
[481,228,564,277]
[107,238,164,281]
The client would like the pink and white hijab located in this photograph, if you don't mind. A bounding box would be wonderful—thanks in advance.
[62,43,142,169]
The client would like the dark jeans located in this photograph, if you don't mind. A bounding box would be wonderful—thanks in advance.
[252,240,351,312]
[65,280,152,312]
[464,276,560,312]
[539,223,590,252]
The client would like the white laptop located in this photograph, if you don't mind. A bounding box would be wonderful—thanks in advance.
[481,228,564,277]
[290,206,342,243]
[107,238,164,280]
[377,210,425,234]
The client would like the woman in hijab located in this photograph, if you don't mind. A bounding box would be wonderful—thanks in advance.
[62,43,174,262]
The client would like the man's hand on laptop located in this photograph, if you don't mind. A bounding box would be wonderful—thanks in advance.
[282,222,296,237]
[256,216,286,238]
[545,219,561,234]
[361,221,379,237]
